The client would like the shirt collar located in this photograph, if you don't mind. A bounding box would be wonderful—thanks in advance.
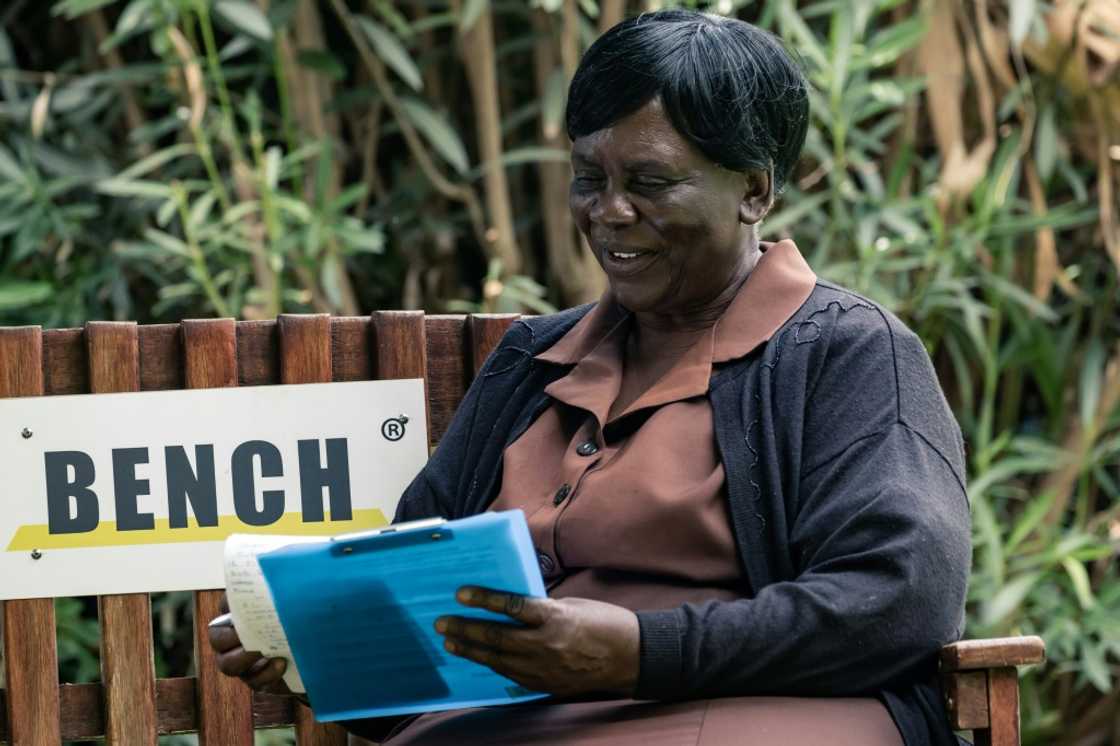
[711,238,817,362]
[536,239,817,367]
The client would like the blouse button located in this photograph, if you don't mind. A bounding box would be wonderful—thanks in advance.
[553,483,571,505]
[537,552,555,575]
[575,441,599,456]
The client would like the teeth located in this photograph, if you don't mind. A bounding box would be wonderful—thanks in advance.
[610,251,641,260]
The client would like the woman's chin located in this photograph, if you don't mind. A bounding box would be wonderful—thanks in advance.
[608,287,659,315]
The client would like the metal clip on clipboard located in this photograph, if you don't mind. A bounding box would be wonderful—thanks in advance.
[329,517,451,555]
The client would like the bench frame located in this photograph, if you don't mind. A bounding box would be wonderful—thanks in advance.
[0,314,1043,745]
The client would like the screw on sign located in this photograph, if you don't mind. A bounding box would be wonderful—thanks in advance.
[382,415,409,442]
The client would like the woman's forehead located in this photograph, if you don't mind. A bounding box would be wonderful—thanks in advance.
[570,99,698,167]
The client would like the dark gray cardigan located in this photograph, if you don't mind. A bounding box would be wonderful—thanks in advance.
[378,280,971,745]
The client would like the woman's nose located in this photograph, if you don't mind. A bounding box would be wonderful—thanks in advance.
[590,188,637,227]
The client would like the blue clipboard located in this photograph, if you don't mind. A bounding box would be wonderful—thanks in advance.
[257,510,549,721]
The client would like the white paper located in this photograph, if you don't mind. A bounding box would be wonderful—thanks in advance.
[223,534,322,693]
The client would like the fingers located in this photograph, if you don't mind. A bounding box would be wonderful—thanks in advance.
[207,619,242,654]
[216,646,266,678]
[206,603,289,695]
[442,638,536,684]
[216,646,289,691]
[455,587,550,626]
[242,657,287,691]
[435,616,537,655]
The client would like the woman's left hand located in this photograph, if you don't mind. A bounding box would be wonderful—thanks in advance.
[435,586,640,699]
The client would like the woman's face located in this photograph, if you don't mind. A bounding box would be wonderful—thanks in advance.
[569,98,768,317]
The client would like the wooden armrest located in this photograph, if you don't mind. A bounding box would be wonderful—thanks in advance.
[940,635,1046,672]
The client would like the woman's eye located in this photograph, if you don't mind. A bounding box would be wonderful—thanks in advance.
[572,175,605,192]
[630,178,671,192]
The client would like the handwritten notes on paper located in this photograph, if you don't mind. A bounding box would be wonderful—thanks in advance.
[224,534,319,693]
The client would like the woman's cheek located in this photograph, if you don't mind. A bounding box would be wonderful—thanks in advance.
[568,192,593,232]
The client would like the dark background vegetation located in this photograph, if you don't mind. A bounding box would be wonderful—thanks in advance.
[0,0,1118,743]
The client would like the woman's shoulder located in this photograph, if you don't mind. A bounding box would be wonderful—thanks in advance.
[496,303,597,354]
[788,280,916,344]
[767,279,931,379]
[773,278,964,471]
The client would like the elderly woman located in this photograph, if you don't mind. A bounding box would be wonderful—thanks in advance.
[209,10,970,746]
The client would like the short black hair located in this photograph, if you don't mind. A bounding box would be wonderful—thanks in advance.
[566,10,810,194]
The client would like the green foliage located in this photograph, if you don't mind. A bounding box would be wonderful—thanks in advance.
[55,598,100,684]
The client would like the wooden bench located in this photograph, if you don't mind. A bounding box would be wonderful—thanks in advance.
[0,314,1044,745]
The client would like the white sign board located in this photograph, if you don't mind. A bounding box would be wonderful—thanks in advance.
[0,379,427,600]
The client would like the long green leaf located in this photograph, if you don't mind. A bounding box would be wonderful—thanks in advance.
[96,178,174,199]
[1061,557,1095,610]
[51,0,115,20]
[972,493,1005,586]
[860,15,926,68]
[357,16,422,92]
[1081,643,1113,693]
[777,0,828,71]
[115,144,196,181]
[0,143,24,182]
[1005,487,1057,555]
[214,0,273,42]
[980,571,1040,626]
[398,97,468,174]
[297,50,347,81]
[143,228,191,258]
[1035,104,1058,182]
[0,29,21,103]
[466,147,569,179]
[1079,340,1105,429]
[0,281,53,311]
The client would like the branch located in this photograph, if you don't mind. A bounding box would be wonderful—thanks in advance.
[84,9,151,156]
[327,0,489,250]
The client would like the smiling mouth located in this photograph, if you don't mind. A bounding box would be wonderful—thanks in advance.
[607,249,651,262]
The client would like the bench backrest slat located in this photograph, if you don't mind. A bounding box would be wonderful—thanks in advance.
[467,314,519,377]
[0,327,62,746]
[183,319,255,746]
[0,313,518,744]
[425,315,468,447]
[277,314,349,746]
[87,321,160,746]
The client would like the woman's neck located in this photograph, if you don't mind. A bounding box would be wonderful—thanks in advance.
[630,243,761,358]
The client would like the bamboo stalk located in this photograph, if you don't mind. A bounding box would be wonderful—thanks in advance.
[560,0,581,79]
[531,8,603,306]
[451,0,523,274]
[598,0,626,33]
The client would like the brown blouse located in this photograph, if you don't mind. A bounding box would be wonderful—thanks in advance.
[489,239,817,611]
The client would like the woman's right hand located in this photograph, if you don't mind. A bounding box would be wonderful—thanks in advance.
[207,595,292,696]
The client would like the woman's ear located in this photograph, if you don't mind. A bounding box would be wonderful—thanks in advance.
[738,165,774,225]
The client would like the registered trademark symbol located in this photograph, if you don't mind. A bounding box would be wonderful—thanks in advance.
[381,415,408,442]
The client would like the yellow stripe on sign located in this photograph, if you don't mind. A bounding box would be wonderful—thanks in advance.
[5,508,389,551]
